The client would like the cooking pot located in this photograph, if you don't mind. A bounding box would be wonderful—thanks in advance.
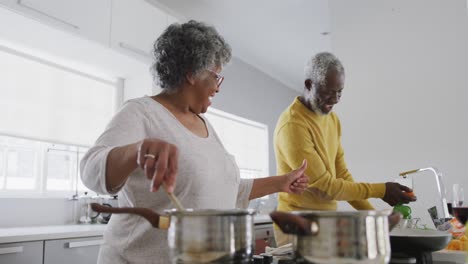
[389,228,451,264]
[91,203,256,263]
[270,210,392,264]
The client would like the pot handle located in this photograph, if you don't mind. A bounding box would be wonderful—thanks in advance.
[90,203,169,229]
[270,211,319,236]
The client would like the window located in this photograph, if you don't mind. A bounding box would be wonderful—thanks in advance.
[0,45,120,196]
[45,144,89,192]
[0,147,4,189]
[205,108,269,180]
[6,144,37,190]
[0,135,89,195]
[205,108,270,208]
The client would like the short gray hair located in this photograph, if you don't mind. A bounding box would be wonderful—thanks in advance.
[304,52,344,86]
[151,20,232,92]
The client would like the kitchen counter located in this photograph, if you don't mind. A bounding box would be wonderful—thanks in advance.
[255,214,273,224]
[432,250,467,264]
[0,224,107,244]
[0,214,273,244]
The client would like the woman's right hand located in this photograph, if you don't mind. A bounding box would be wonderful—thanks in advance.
[136,138,179,193]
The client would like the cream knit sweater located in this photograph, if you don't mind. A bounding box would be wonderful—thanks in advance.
[81,96,253,264]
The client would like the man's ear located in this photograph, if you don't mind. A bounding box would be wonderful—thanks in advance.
[186,72,196,86]
[304,79,312,91]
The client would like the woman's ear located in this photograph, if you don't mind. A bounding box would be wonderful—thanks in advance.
[185,72,197,86]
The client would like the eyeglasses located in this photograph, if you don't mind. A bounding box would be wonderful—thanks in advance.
[207,69,224,87]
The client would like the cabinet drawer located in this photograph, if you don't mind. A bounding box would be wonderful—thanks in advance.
[254,223,274,240]
[0,241,43,264]
[44,236,103,264]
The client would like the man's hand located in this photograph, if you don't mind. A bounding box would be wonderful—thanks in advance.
[382,182,417,206]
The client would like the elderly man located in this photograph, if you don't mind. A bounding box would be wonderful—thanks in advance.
[273,52,415,245]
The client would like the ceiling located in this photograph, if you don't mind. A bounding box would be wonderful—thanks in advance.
[151,0,332,91]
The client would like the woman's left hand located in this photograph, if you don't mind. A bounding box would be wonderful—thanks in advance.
[280,159,309,194]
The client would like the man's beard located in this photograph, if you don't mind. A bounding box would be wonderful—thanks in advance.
[310,97,328,116]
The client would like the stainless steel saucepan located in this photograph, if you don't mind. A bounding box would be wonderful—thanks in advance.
[271,210,394,264]
[92,203,256,264]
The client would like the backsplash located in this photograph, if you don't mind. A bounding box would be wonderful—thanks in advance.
[0,197,76,228]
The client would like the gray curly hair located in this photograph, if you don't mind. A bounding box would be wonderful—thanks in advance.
[304,52,345,86]
[151,20,232,92]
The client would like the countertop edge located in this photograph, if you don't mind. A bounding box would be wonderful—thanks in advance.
[0,215,273,244]
[0,225,107,244]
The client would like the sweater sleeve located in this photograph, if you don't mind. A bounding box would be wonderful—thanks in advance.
[348,200,375,210]
[335,143,378,210]
[334,117,354,183]
[236,179,254,209]
[276,122,385,202]
[80,101,148,195]
[334,118,384,208]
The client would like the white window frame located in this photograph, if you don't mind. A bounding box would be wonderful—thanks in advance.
[206,108,269,179]
[0,137,91,198]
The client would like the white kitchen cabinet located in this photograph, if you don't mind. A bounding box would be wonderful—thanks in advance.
[254,223,275,254]
[0,0,111,45]
[110,0,168,63]
[43,236,103,264]
[0,241,43,264]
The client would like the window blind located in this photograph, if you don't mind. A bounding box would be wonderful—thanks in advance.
[0,47,117,146]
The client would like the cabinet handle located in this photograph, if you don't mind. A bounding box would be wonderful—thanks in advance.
[0,246,23,255]
[16,0,80,30]
[118,42,152,60]
[66,240,103,248]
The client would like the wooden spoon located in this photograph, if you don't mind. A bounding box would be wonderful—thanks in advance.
[164,184,184,211]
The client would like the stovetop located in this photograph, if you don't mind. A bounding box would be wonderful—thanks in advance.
[390,252,417,264]
[248,251,464,264]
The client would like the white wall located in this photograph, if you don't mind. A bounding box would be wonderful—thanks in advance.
[330,0,468,212]
[0,198,75,227]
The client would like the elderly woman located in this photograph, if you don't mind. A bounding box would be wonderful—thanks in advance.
[80,20,309,264]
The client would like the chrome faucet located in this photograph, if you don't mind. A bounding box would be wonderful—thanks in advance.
[399,167,450,219]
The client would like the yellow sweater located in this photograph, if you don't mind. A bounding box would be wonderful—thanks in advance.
[274,97,386,212]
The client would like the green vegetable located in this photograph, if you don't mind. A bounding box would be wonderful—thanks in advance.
[394,204,412,219]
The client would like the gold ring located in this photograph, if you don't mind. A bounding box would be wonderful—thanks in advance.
[144,154,156,159]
